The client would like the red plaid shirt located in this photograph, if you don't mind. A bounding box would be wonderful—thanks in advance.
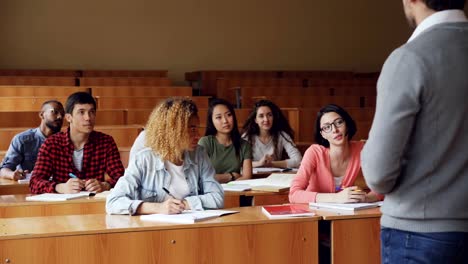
[30,129,125,194]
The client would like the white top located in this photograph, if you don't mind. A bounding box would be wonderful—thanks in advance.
[408,10,468,42]
[244,132,302,168]
[129,130,146,163]
[334,175,344,190]
[165,160,190,200]
[73,148,84,171]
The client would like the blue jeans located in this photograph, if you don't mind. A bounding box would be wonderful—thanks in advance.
[381,227,468,264]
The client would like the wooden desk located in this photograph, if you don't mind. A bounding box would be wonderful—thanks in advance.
[224,190,289,208]
[313,207,381,264]
[0,207,319,264]
[0,179,29,195]
[0,194,106,218]
[1,191,287,218]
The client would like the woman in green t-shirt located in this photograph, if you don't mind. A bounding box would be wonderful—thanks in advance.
[198,98,253,183]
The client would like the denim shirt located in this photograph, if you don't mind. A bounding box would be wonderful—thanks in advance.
[1,128,46,172]
[106,146,224,215]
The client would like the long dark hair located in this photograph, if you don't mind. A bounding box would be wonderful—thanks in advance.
[205,98,242,158]
[314,104,357,148]
[242,100,295,157]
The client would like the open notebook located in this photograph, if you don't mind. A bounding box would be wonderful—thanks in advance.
[221,183,251,192]
[227,173,296,192]
[140,210,239,224]
[25,192,95,202]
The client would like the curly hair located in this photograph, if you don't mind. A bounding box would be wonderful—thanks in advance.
[145,98,198,163]
[242,100,295,158]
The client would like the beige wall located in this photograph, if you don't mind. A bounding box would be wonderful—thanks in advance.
[1,0,463,84]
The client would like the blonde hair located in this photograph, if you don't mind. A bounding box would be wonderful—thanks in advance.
[145,98,198,163]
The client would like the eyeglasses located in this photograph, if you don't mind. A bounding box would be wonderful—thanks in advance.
[321,118,345,133]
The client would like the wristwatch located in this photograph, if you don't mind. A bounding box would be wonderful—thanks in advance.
[229,172,235,182]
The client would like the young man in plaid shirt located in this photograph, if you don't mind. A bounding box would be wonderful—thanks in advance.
[30,92,125,194]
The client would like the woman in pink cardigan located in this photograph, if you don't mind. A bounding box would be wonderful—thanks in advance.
[289,104,381,203]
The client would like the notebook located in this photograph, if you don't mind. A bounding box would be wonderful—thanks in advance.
[262,204,315,219]
[309,202,380,211]
[221,184,251,192]
[25,192,95,202]
[140,210,239,224]
[230,173,295,192]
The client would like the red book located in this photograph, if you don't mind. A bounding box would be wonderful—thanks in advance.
[262,204,315,219]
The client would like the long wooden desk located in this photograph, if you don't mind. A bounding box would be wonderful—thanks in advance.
[312,207,382,264]
[0,206,319,264]
[0,194,106,218]
[224,190,289,208]
[1,192,286,218]
[0,179,29,195]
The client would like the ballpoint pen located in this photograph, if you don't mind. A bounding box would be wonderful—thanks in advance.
[162,187,176,199]
[69,173,78,178]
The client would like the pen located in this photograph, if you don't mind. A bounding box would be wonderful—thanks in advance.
[335,186,363,192]
[162,187,175,199]
[69,173,78,178]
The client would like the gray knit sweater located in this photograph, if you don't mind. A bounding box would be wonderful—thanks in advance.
[361,22,468,233]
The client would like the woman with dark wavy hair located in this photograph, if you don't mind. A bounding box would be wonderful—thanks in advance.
[198,98,252,183]
[289,104,381,204]
[242,100,302,168]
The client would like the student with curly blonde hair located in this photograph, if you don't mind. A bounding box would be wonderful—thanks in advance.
[106,98,224,215]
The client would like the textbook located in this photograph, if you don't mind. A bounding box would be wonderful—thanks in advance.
[262,204,315,219]
[230,173,295,192]
[221,183,251,192]
[25,192,95,202]
[140,210,239,224]
[309,202,380,211]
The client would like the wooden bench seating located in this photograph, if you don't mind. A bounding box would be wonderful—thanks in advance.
[0,77,77,86]
[216,78,306,105]
[185,71,279,96]
[90,86,192,97]
[81,70,167,77]
[0,97,69,111]
[331,86,376,96]
[0,69,79,77]
[79,77,171,86]
[308,78,377,87]
[249,95,364,108]
[185,70,357,96]
[0,125,143,150]
[0,86,89,97]
[95,96,210,109]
